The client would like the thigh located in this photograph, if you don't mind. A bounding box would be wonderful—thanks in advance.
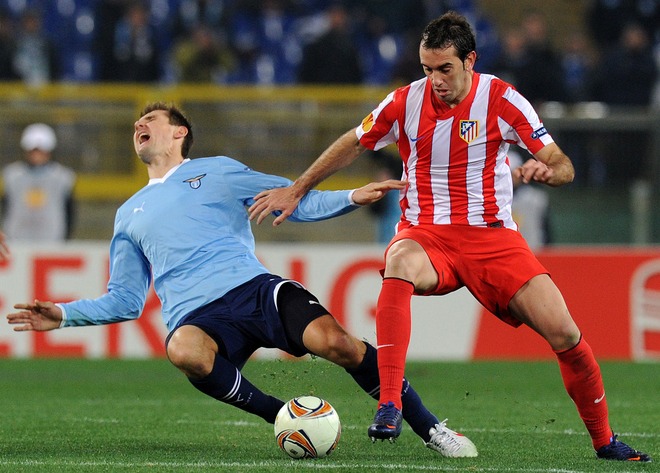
[460,227,548,326]
[508,274,580,351]
[386,225,460,294]
[167,309,256,369]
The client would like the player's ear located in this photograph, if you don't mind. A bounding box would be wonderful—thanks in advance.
[174,125,188,139]
[464,51,477,72]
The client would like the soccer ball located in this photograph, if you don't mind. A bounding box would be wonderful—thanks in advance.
[274,396,341,459]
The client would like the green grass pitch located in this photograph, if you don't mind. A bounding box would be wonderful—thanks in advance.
[0,358,656,472]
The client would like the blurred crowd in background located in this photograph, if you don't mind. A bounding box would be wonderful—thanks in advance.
[0,0,658,108]
[0,0,658,245]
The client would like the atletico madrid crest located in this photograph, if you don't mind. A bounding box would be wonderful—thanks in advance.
[459,120,478,143]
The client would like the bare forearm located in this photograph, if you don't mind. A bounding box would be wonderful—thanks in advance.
[290,129,365,197]
[545,152,575,187]
[530,143,575,187]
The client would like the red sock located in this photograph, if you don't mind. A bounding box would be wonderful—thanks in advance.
[555,337,612,449]
[376,277,414,410]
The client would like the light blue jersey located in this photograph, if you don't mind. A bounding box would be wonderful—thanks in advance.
[60,157,358,331]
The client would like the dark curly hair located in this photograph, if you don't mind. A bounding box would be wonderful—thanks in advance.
[421,11,477,62]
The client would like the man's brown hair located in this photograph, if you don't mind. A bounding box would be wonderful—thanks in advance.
[421,11,477,62]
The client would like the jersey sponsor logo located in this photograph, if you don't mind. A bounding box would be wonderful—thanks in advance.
[531,127,547,139]
[410,135,425,142]
[361,113,375,133]
[459,120,479,143]
[183,174,207,189]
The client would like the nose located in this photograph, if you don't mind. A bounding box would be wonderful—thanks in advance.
[430,71,444,86]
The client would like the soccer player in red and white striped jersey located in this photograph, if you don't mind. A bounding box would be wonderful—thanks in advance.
[250,11,650,462]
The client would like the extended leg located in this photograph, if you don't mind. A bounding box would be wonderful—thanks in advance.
[167,325,284,423]
[510,275,651,461]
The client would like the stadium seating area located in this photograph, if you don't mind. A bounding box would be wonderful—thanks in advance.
[0,0,494,85]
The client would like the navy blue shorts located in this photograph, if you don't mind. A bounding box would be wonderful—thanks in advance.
[166,273,329,369]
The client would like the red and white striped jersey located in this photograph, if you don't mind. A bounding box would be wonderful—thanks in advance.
[356,73,554,230]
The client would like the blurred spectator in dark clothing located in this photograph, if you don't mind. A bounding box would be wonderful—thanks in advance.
[352,0,429,84]
[560,31,597,103]
[517,10,567,105]
[352,0,428,36]
[110,1,161,82]
[172,24,236,83]
[492,10,566,107]
[0,10,19,80]
[13,8,60,85]
[229,0,300,84]
[172,0,230,40]
[590,21,657,106]
[297,2,363,84]
[94,0,132,81]
[587,0,659,50]
[588,22,657,186]
[391,29,426,85]
[491,28,526,86]
[586,0,628,49]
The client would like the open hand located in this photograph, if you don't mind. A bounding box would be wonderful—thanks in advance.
[7,300,63,331]
[248,187,301,226]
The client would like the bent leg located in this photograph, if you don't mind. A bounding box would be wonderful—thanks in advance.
[167,325,284,423]
[378,239,437,409]
[301,314,366,368]
[508,274,580,350]
[509,275,611,449]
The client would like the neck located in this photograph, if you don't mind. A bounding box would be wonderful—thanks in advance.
[144,154,185,179]
[449,70,474,108]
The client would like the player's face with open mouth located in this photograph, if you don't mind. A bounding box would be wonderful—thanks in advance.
[133,110,175,163]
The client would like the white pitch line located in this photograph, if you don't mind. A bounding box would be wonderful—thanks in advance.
[0,459,635,473]
[169,419,659,439]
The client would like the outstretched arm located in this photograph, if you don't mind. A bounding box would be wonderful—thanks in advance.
[7,300,63,332]
[249,128,366,226]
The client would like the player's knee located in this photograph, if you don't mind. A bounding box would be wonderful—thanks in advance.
[167,337,213,378]
[548,326,582,352]
[385,243,421,280]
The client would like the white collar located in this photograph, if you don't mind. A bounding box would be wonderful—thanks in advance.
[147,158,191,185]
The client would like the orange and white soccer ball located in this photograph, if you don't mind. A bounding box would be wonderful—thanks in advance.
[274,396,341,459]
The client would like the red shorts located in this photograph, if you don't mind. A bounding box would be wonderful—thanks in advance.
[386,224,549,327]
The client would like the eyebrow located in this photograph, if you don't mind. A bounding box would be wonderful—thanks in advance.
[422,62,454,69]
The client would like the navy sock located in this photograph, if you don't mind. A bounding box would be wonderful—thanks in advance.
[189,353,284,424]
[345,342,439,441]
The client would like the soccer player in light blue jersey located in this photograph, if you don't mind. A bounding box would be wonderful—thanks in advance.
[7,102,476,458]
